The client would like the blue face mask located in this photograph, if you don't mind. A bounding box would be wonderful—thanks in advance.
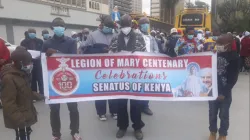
[43,34,50,39]
[141,24,149,33]
[187,35,194,40]
[102,26,113,34]
[28,33,36,39]
[212,36,218,41]
[53,26,65,37]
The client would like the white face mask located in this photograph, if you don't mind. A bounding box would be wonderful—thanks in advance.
[121,27,132,35]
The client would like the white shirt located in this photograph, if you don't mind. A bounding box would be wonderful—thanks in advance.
[115,12,119,21]
[143,35,151,52]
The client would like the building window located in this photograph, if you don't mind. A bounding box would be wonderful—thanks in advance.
[89,0,100,10]
[89,1,91,8]
[0,0,3,8]
[24,0,86,9]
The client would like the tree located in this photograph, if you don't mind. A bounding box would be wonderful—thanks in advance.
[217,0,250,32]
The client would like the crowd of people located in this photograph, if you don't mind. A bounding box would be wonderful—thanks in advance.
[0,13,249,140]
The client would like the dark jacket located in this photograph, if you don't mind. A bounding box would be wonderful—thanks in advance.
[217,51,240,97]
[234,37,241,54]
[165,35,180,57]
[81,30,115,54]
[109,31,146,53]
[20,38,43,51]
[0,64,41,129]
[42,36,77,54]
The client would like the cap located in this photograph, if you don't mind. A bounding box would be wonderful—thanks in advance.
[71,31,77,36]
[245,31,250,36]
[170,28,178,34]
[11,46,32,65]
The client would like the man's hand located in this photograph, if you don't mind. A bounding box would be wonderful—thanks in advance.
[217,95,225,101]
[0,59,5,65]
[46,48,58,57]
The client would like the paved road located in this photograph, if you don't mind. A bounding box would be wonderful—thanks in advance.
[0,74,249,140]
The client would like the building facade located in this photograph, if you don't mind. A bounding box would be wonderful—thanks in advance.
[0,0,109,44]
[150,0,177,24]
[150,0,161,18]
[131,0,142,14]
[109,0,132,15]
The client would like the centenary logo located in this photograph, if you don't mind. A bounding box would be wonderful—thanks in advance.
[50,58,79,96]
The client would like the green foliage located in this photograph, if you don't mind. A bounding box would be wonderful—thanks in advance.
[217,0,250,32]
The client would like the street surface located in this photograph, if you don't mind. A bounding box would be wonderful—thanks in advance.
[0,73,249,140]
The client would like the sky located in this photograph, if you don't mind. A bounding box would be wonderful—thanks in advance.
[142,0,211,15]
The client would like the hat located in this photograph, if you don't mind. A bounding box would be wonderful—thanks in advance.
[151,30,156,33]
[170,28,178,34]
[71,31,77,36]
[244,31,250,36]
[11,46,32,65]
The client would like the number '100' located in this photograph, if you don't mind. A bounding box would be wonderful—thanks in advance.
[58,82,73,89]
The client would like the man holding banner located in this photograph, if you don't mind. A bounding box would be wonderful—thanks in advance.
[109,14,146,140]
[138,17,159,116]
[42,17,82,140]
[80,15,118,121]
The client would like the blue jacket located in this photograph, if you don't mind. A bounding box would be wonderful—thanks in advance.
[111,11,121,21]
[80,30,115,54]
[42,36,77,54]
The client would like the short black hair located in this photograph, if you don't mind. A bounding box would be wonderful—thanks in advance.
[42,29,49,35]
[185,26,195,33]
[51,17,65,27]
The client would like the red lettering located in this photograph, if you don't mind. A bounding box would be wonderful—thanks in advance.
[109,70,113,79]
[102,73,107,79]
[114,74,118,79]
[120,70,125,79]
[155,74,161,79]
[95,70,102,79]
[149,74,154,79]
[127,71,131,78]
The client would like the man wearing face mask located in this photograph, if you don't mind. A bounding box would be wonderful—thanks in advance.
[165,28,180,57]
[42,29,51,41]
[1,47,43,140]
[137,17,158,116]
[208,34,240,140]
[82,28,90,42]
[80,15,118,121]
[175,27,201,56]
[42,17,82,140]
[21,28,44,97]
[109,14,146,140]
[71,31,81,53]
